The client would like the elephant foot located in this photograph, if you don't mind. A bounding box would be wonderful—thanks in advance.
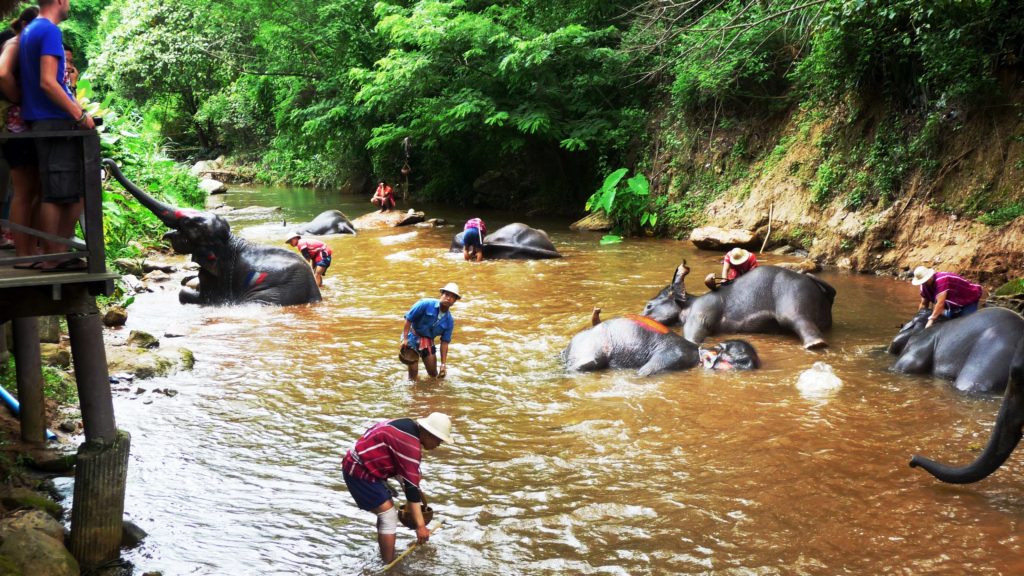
[803,338,828,350]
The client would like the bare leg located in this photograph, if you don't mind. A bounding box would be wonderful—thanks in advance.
[474,249,483,262]
[9,167,41,258]
[463,247,470,261]
[423,353,438,377]
[39,201,83,268]
[408,356,419,380]
[370,500,397,563]
[591,307,602,326]
[314,266,324,287]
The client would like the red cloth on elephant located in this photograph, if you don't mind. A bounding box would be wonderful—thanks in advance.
[723,253,759,280]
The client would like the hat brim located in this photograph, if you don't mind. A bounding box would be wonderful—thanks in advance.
[729,254,750,265]
[417,420,453,444]
[911,270,935,286]
[440,289,461,300]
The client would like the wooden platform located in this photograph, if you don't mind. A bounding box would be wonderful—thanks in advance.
[0,265,119,288]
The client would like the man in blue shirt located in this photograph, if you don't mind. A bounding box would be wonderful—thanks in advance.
[19,0,95,271]
[400,283,460,380]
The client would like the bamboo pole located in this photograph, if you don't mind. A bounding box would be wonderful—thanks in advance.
[759,202,774,254]
[381,519,445,573]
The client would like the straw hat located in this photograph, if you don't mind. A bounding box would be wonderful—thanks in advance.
[399,346,419,366]
[285,232,301,243]
[416,412,453,443]
[911,266,936,286]
[439,282,461,300]
[728,247,751,266]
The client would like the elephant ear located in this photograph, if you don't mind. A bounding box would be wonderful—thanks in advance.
[670,261,690,304]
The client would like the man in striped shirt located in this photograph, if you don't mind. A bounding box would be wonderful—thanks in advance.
[912,266,983,328]
[342,413,453,563]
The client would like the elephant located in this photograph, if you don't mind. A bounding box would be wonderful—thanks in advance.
[562,313,760,376]
[103,159,321,306]
[642,262,836,349]
[293,210,356,235]
[450,223,561,259]
[887,307,1024,394]
[909,336,1024,483]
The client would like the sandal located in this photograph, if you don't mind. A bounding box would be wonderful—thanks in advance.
[13,261,43,270]
[40,258,88,273]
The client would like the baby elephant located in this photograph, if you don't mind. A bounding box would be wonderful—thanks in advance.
[563,313,760,376]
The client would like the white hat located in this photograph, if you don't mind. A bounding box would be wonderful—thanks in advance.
[285,232,301,243]
[416,412,453,444]
[728,247,751,266]
[911,266,936,286]
[440,282,461,300]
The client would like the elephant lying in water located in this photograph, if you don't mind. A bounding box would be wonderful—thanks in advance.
[293,210,356,235]
[450,223,561,259]
[910,336,1024,484]
[562,312,760,376]
[642,262,836,349]
[104,159,321,306]
[888,307,1024,394]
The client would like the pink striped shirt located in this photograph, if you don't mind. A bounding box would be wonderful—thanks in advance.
[342,419,422,491]
[921,272,982,308]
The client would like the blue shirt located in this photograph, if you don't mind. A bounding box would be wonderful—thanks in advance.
[404,298,454,344]
[19,18,73,121]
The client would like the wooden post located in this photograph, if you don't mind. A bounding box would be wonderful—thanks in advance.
[68,430,130,569]
[66,311,116,442]
[12,317,45,444]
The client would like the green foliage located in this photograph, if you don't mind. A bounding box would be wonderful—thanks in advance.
[1,357,78,406]
[978,203,1024,227]
[586,169,659,236]
[811,158,846,205]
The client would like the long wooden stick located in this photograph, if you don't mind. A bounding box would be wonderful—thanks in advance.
[380,519,445,573]
[759,202,774,254]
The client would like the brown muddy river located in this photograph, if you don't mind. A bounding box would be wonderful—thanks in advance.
[106,187,1023,575]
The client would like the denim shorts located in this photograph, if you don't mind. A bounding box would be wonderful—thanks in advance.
[31,119,84,204]
[463,227,483,248]
[343,472,391,511]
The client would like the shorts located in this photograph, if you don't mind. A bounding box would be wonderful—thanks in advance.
[315,254,332,272]
[343,472,392,511]
[945,301,979,319]
[463,227,483,248]
[31,119,84,204]
[1,139,37,169]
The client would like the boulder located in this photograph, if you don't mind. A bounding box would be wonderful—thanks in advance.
[121,520,148,549]
[190,160,211,176]
[0,488,62,518]
[24,449,76,474]
[775,259,820,273]
[198,178,227,195]
[0,529,78,576]
[689,227,758,251]
[570,212,613,232]
[0,509,65,543]
[105,345,194,381]
[38,343,70,369]
[141,270,171,284]
[102,306,128,327]
[351,209,426,230]
[126,330,159,349]
[113,258,144,276]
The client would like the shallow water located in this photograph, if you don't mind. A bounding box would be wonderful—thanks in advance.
[107,187,1023,575]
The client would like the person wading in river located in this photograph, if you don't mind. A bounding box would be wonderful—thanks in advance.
[285,232,332,287]
[401,283,459,380]
[342,413,453,563]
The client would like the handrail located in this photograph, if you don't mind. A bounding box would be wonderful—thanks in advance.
[0,129,105,275]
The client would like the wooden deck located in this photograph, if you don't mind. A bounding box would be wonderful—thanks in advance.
[0,263,119,288]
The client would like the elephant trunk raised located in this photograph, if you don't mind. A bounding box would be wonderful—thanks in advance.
[909,338,1024,483]
[103,158,189,228]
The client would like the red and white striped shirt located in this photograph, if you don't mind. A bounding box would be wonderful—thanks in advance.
[342,419,423,500]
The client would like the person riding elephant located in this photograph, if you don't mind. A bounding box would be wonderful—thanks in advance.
[103,159,321,306]
[704,247,759,291]
[642,262,836,349]
[449,222,561,260]
[563,312,760,376]
[909,335,1024,484]
[293,210,356,236]
[887,306,1024,394]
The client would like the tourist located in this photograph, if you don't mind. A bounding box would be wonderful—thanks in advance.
[371,180,395,212]
[342,413,453,563]
[285,232,332,287]
[911,266,983,328]
[400,283,459,380]
[462,217,486,262]
[705,247,759,290]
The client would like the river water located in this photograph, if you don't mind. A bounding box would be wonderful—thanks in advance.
[108,187,1023,575]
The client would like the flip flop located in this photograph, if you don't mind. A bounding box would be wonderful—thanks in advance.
[40,259,88,273]
[13,261,43,270]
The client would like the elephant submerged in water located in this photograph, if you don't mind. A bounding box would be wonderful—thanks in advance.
[293,210,356,235]
[910,336,1024,484]
[450,223,561,259]
[562,312,760,376]
[642,262,836,349]
[888,307,1024,394]
[104,159,321,306]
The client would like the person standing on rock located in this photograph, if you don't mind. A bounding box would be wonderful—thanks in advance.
[285,232,332,287]
[912,266,983,328]
[705,247,759,291]
[400,283,459,380]
[342,413,453,564]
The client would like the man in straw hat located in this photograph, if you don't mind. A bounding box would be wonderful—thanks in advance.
[342,413,453,563]
[400,283,460,380]
[285,232,332,287]
[704,247,759,291]
[911,265,983,328]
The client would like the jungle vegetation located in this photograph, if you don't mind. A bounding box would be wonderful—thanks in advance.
[28,0,1024,237]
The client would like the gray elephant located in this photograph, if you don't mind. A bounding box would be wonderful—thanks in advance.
[104,159,321,306]
[449,223,561,259]
[293,210,356,235]
[642,262,836,349]
[888,307,1024,394]
[909,336,1024,483]
[563,313,760,376]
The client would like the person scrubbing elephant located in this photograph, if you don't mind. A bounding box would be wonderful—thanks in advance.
[342,413,453,563]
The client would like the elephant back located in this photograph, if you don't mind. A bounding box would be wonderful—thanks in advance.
[484,223,561,259]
